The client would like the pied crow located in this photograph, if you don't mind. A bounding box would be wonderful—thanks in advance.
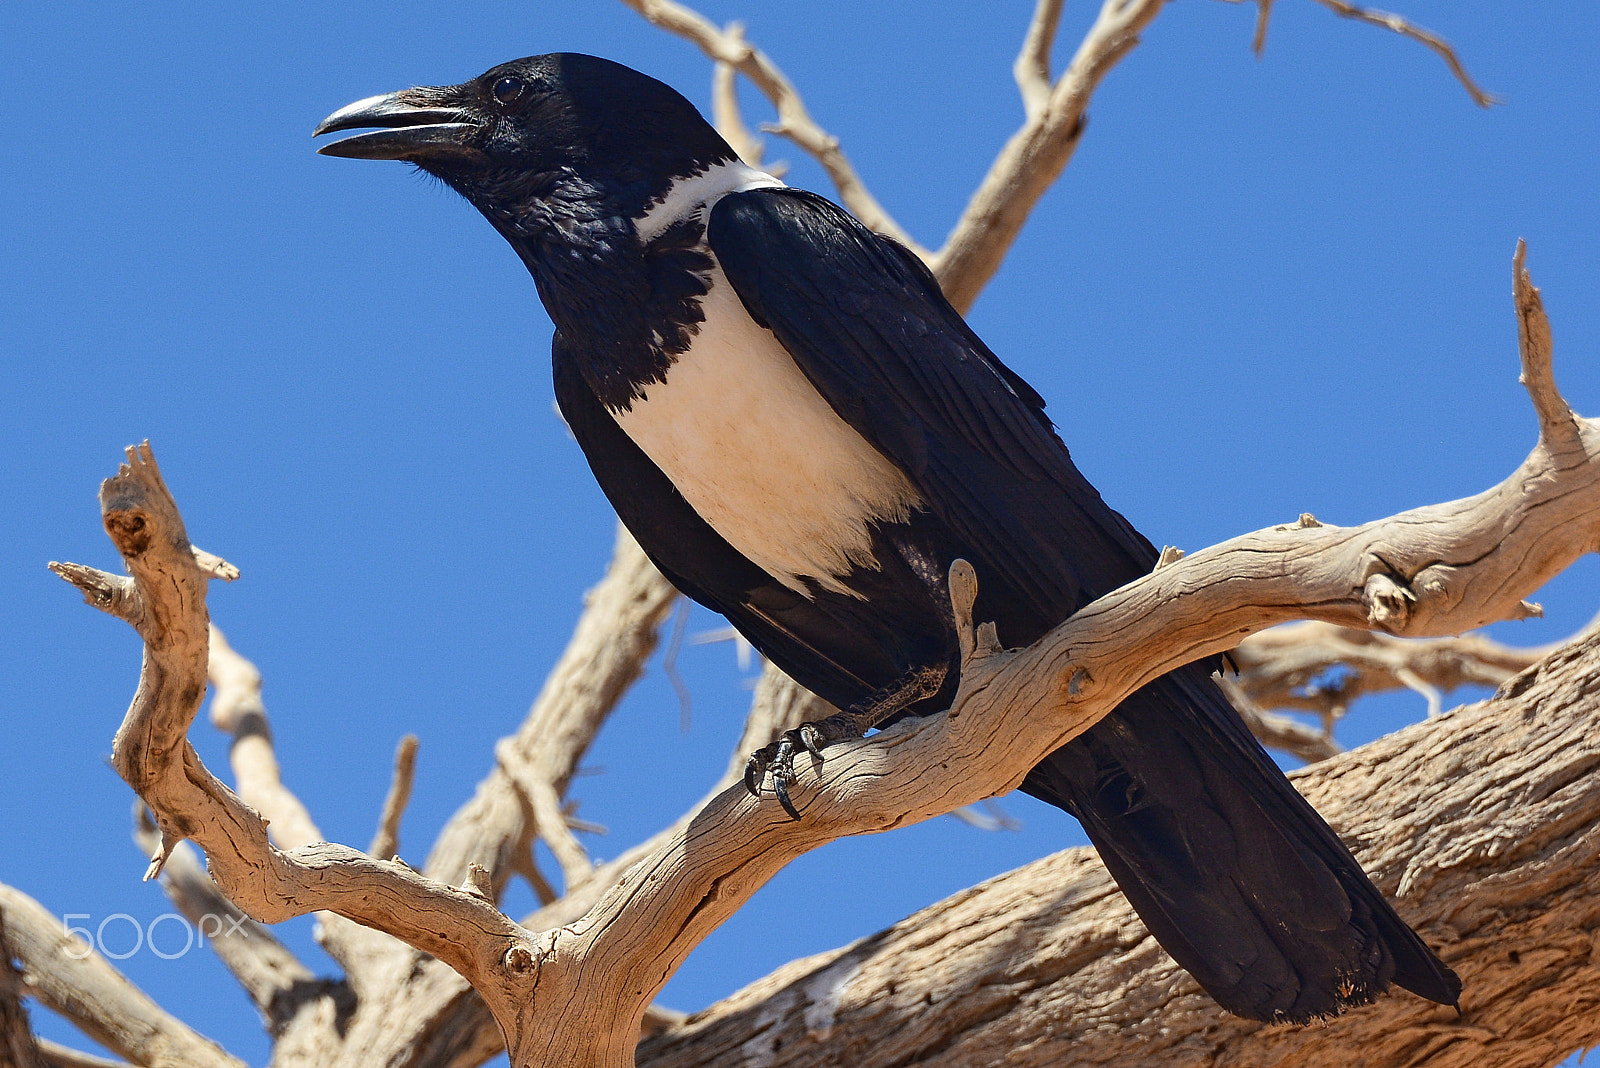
[315,53,1461,1023]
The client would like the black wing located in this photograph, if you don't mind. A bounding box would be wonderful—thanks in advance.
[708,187,1156,637]
[706,188,1459,1020]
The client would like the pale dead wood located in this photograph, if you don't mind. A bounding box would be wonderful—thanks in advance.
[1233,621,1548,725]
[206,625,402,999]
[207,626,319,853]
[0,884,243,1068]
[932,0,1162,311]
[130,813,328,1039]
[1,906,48,1068]
[49,445,540,1042]
[617,0,924,256]
[422,524,678,896]
[1237,0,1495,104]
[1014,0,1066,116]
[1217,672,1343,763]
[368,734,419,861]
[1222,618,1553,762]
[1307,0,1496,106]
[287,655,834,1067]
[34,1041,131,1068]
[639,626,1600,1067]
[709,47,766,170]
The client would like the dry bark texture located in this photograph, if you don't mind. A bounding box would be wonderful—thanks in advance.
[639,627,1600,1067]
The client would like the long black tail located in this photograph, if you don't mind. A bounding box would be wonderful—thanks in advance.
[1021,661,1460,1022]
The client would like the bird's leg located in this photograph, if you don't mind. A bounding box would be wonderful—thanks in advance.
[744,663,948,820]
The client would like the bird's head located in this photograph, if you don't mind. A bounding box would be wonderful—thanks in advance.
[315,53,737,235]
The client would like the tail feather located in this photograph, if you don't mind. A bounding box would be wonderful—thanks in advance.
[1022,663,1460,1022]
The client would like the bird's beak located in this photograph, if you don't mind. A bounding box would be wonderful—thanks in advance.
[314,90,484,161]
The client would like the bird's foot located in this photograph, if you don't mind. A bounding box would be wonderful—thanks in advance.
[743,712,872,820]
[743,665,948,820]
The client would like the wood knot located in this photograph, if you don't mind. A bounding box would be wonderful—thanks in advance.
[1363,572,1415,632]
[504,944,536,973]
[104,511,151,556]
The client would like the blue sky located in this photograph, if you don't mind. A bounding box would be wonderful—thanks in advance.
[2,2,1595,1063]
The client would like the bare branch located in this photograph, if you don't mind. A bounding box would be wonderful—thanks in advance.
[1515,238,1581,449]
[423,523,678,894]
[709,44,766,169]
[1,906,48,1068]
[1014,0,1066,116]
[615,0,926,256]
[1216,672,1342,763]
[207,625,319,852]
[34,1041,131,1068]
[1309,0,1497,107]
[130,811,327,1037]
[51,445,538,1042]
[368,734,419,861]
[640,631,1600,1066]
[1252,0,1275,56]
[0,883,244,1068]
[933,0,1164,311]
[204,625,401,989]
[1232,622,1546,719]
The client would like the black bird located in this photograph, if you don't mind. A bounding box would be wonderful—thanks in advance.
[315,53,1460,1023]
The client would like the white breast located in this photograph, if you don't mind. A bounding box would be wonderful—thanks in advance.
[611,273,922,596]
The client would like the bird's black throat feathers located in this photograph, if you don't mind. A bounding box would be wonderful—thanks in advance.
[394,54,739,409]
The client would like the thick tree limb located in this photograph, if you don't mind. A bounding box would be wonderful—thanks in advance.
[1,906,48,1068]
[639,624,1600,1066]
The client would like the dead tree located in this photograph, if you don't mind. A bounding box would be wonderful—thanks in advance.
[4,3,1596,1067]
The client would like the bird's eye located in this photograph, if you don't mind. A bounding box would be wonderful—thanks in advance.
[492,76,526,106]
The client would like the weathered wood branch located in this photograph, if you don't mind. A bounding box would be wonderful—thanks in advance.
[1229,620,1551,760]
[1,905,49,1068]
[49,446,540,1038]
[625,0,1490,314]
[0,883,243,1068]
[128,815,328,1041]
[422,524,678,895]
[616,0,924,256]
[639,622,1600,1066]
[369,734,420,862]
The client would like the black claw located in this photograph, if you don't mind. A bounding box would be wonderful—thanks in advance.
[799,724,826,758]
[772,771,802,820]
[743,755,764,798]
